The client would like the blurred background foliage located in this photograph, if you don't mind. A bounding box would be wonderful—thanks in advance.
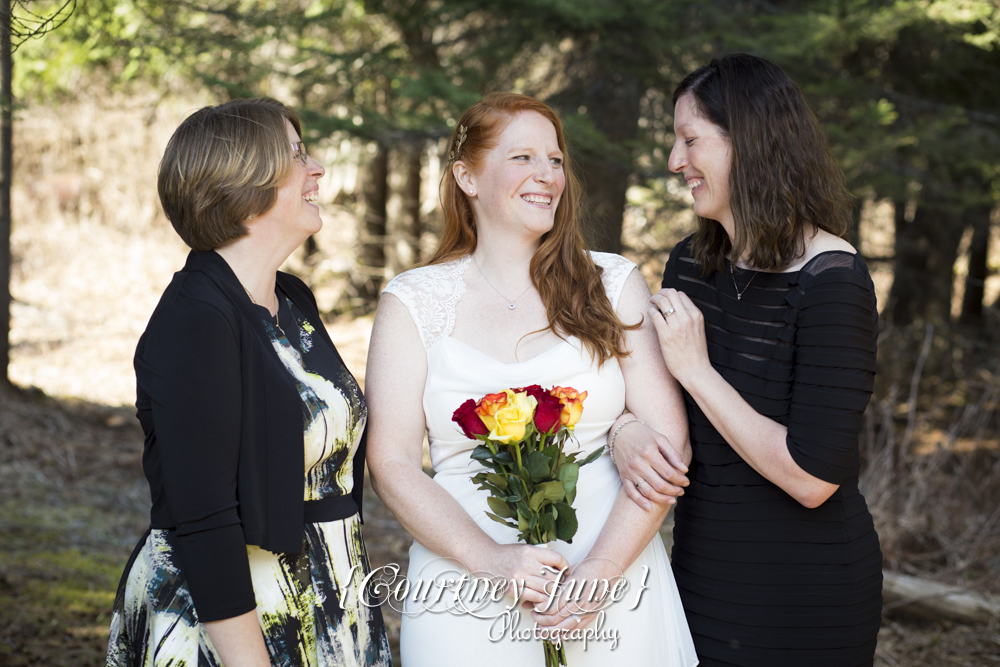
[15,0,999,325]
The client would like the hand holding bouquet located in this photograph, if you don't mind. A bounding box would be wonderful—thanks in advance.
[452,384,602,666]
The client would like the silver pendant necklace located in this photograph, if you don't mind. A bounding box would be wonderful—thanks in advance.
[242,283,287,337]
[473,255,533,310]
[729,260,759,301]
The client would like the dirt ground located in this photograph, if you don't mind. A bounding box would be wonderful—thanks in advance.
[2,320,999,665]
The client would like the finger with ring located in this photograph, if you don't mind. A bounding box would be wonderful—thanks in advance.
[662,307,676,318]
[635,480,643,489]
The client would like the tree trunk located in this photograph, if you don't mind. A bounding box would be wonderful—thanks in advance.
[888,196,920,325]
[0,0,11,385]
[889,185,967,325]
[920,195,966,325]
[386,140,422,277]
[883,570,1000,624]
[959,203,993,326]
[567,71,641,254]
[354,142,388,307]
[847,195,862,253]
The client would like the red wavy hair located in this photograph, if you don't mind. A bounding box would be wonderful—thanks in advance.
[426,92,635,366]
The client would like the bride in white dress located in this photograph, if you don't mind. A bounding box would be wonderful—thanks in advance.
[366,92,698,666]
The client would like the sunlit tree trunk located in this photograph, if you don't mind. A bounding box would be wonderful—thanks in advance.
[386,140,422,277]
[354,142,389,307]
[1,0,12,385]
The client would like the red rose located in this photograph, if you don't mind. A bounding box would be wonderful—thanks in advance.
[513,385,546,401]
[452,399,489,439]
[533,392,564,435]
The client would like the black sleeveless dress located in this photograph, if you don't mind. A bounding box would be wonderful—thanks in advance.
[663,237,882,667]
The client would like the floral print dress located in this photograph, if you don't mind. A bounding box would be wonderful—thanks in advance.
[107,292,391,667]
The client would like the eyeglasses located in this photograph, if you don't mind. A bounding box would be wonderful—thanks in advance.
[291,141,308,165]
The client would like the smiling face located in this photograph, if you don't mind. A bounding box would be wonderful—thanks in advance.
[265,119,325,239]
[668,93,734,233]
[457,111,566,241]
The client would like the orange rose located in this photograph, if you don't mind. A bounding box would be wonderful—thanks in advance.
[475,392,507,433]
[550,386,588,429]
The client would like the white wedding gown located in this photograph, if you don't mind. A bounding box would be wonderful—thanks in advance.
[382,253,698,667]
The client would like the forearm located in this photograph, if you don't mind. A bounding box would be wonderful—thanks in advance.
[204,610,270,666]
[369,459,497,571]
[684,365,837,507]
[586,487,671,575]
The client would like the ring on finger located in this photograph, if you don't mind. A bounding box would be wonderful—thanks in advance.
[569,612,581,624]
[635,479,643,489]
[662,307,676,318]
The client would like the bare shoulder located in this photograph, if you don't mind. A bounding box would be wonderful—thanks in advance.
[616,267,653,324]
[806,229,856,257]
[371,291,417,333]
[785,229,856,272]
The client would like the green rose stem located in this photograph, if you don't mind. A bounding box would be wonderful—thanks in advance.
[462,387,599,667]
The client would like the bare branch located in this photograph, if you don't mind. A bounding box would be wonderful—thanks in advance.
[6,0,77,52]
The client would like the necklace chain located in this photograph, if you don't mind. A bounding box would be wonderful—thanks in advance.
[241,283,287,337]
[473,255,533,310]
[729,261,759,301]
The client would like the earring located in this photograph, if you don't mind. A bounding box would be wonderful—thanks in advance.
[247,213,255,220]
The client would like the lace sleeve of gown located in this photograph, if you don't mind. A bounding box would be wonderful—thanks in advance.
[784,252,878,485]
[590,251,637,310]
[381,256,471,350]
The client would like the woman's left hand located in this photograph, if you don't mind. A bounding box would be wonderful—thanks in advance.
[648,288,713,387]
[611,418,688,511]
[529,558,619,632]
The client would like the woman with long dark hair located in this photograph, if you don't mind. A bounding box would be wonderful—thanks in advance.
[614,54,883,666]
[365,92,697,665]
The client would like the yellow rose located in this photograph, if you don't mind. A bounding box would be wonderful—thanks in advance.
[488,389,537,443]
[475,392,508,433]
[551,386,588,429]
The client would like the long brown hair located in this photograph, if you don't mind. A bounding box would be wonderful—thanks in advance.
[427,92,634,366]
[673,54,853,274]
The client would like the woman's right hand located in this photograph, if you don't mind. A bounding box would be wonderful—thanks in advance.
[470,543,570,607]
[610,416,689,510]
[204,610,271,666]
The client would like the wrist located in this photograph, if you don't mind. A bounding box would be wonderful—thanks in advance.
[606,416,644,463]
[675,360,716,391]
[461,535,507,575]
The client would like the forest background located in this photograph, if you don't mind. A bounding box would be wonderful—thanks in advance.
[1,0,1000,665]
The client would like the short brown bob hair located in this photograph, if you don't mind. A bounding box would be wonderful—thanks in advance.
[158,97,301,251]
[674,54,852,274]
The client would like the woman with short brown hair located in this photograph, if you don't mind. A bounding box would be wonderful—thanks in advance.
[107,97,391,667]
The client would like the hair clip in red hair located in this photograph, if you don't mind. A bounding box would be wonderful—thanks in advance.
[449,125,468,163]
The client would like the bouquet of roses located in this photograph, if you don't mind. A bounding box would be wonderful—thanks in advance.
[452,384,602,666]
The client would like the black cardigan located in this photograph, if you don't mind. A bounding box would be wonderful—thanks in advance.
[134,249,366,622]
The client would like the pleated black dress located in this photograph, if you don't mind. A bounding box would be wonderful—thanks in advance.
[663,237,882,667]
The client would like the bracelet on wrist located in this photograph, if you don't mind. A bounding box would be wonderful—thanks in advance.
[606,417,644,464]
